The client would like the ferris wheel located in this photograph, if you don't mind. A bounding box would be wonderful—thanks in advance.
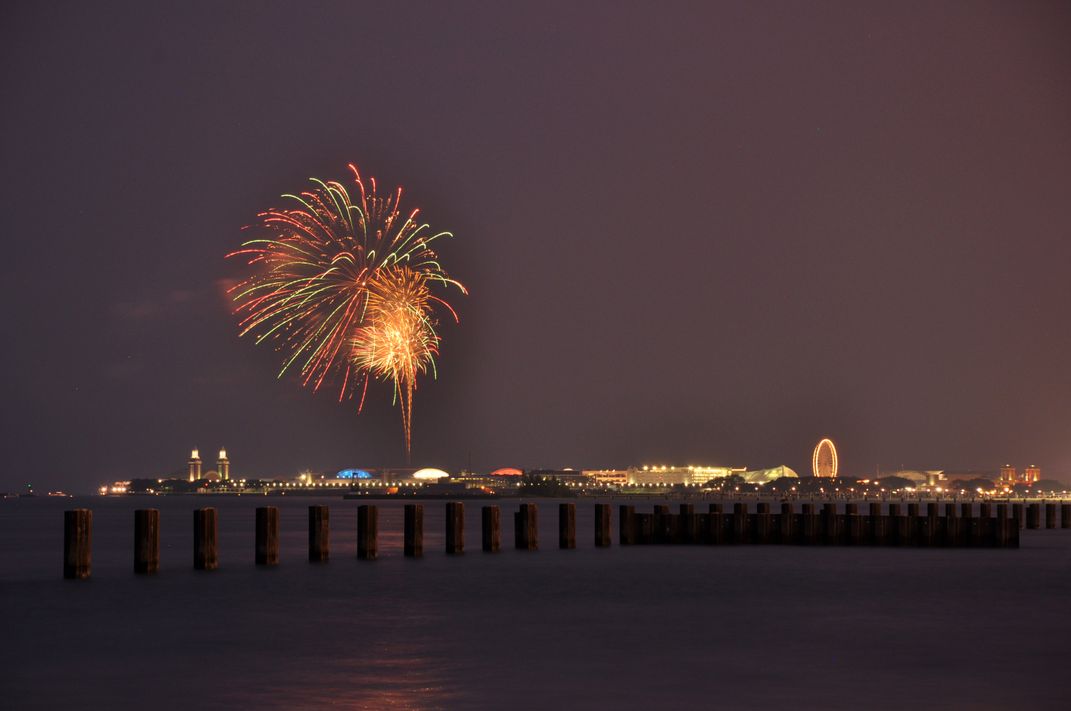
[812,438,838,477]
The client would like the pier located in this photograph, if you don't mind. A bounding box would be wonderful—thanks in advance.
[56,499,1071,578]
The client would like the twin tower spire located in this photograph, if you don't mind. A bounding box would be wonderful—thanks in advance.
[188,448,230,482]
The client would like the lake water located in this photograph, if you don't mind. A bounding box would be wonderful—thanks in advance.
[3,496,1069,709]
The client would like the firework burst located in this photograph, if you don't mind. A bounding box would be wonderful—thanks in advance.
[226,164,465,457]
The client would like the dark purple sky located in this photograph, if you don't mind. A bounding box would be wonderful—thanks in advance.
[3,1,1070,491]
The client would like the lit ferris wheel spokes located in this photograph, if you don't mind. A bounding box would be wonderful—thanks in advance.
[812,438,838,477]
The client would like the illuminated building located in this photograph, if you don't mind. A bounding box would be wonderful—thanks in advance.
[412,468,449,481]
[998,464,1042,485]
[528,468,590,482]
[217,448,230,481]
[490,467,524,477]
[627,466,746,486]
[740,466,800,484]
[583,469,628,487]
[188,449,202,482]
[337,469,373,480]
[812,439,838,477]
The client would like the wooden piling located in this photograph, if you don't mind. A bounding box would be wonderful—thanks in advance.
[868,503,885,545]
[801,503,819,545]
[636,513,654,544]
[1012,503,1025,529]
[924,502,940,547]
[558,503,576,550]
[619,505,636,545]
[594,504,611,547]
[960,503,979,546]
[1061,503,1071,530]
[404,504,423,557]
[255,506,279,566]
[731,503,748,544]
[996,503,1010,548]
[63,509,92,580]
[943,503,960,546]
[653,504,671,544]
[1026,503,1040,530]
[516,503,538,550]
[193,508,218,571]
[134,509,160,574]
[358,505,378,560]
[978,503,994,546]
[779,502,794,544]
[844,503,861,545]
[308,505,329,562]
[822,503,839,544]
[679,504,696,544]
[708,503,725,545]
[755,503,772,544]
[446,502,464,554]
[482,505,500,552]
[887,504,908,546]
[1045,502,1057,530]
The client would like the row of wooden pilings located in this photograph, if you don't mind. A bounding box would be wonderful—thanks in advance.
[62,500,1062,578]
[620,502,1035,547]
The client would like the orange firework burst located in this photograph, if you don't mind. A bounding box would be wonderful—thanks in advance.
[226,164,465,458]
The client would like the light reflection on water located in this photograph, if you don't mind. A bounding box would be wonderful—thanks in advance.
[235,647,463,710]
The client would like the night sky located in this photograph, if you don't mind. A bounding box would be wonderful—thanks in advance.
[3,2,1070,492]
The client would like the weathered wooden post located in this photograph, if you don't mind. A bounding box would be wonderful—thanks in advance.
[822,503,839,545]
[1012,503,1025,529]
[63,509,92,580]
[516,503,538,550]
[888,503,909,546]
[923,502,939,547]
[445,502,464,555]
[636,513,654,544]
[868,502,886,545]
[731,502,748,544]
[594,504,611,547]
[679,504,696,544]
[779,502,794,544]
[708,503,725,545]
[558,503,576,549]
[755,503,772,544]
[1045,502,1057,530]
[981,502,995,546]
[801,503,819,545]
[996,503,1010,548]
[960,503,976,547]
[255,506,279,566]
[943,502,959,546]
[308,505,329,562]
[903,503,920,546]
[1061,503,1071,530]
[1026,503,1040,530]
[404,504,423,557]
[358,505,378,560]
[845,503,861,545]
[619,505,636,545]
[193,507,218,570]
[652,504,670,544]
[482,505,500,552]
[134,509,160,574]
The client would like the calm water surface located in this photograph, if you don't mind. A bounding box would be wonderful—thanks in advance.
[2,496,1068,709]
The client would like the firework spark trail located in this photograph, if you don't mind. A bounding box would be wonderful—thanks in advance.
[226,164,465,458]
